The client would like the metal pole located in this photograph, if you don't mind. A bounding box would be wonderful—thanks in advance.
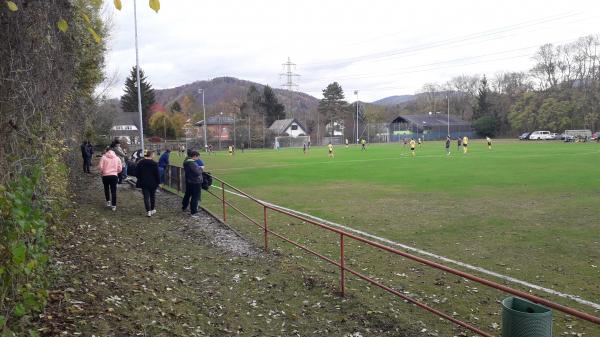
[133,0,144,152]
[221,181,226,222]
[233,113,236,148]
[355,90,359,143]
[218,112,222,150]
[248,111,251,149]
[200,89,207,151]
[263,206,268,252]
[447,95,450,137]
[340,233,345,296]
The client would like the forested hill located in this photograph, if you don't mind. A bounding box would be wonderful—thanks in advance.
[154,77,319,119]
[371,95,415,106]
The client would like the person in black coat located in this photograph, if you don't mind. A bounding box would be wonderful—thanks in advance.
[135,150,160,217]
[182,150,203,216]
[80,140,92,173]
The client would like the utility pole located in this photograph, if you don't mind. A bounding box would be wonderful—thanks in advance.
[447,95,450,137]
[198,89,207,151]
[354,90,359,144]
[133,0,144,152]
[280,57,300,119]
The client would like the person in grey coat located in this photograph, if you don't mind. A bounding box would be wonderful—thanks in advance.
[182,151,203,217]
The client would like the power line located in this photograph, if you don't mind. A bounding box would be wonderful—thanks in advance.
[300,34,590,92]
[304,11,585,70]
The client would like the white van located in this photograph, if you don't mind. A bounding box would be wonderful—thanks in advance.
[528,131,554,140]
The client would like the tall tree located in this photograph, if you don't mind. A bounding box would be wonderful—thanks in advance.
[170,101,182,113]
[240,85,264,148]
[474,75,491,120]
[120,67,156,132]
[318,82,348,138]
[262,85,285,127]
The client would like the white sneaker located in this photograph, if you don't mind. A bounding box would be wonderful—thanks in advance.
[111,206,116,211]
[106,201,111,207]
[147,211,152,217]
[151,209,156,215]
[191,213,200,218]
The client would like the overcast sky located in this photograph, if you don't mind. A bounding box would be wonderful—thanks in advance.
[103,0,599,102]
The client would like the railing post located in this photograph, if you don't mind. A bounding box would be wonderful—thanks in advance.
[176,167,181,193]
[340,233,345,297]
[263,206,268,252]
[221,181,226,222]
[180,167,184,193]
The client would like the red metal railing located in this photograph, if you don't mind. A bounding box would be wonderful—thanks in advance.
[166,166,600,336]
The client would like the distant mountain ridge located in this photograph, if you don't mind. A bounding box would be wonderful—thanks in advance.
[153,77,319,121]
[371,95,415,106]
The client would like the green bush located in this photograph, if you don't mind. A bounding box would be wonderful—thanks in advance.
[473,116,498,137]
[0,169,49,335]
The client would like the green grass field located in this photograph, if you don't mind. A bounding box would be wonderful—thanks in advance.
[169,140,600,335]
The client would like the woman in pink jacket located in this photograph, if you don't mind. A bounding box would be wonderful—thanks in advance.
[98,147,123,211]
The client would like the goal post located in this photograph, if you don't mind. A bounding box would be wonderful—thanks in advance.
[274,136,311,148]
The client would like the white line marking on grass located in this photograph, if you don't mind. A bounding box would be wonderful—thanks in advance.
[212,184,600,311]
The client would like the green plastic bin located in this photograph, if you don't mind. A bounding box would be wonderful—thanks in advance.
[502,297,552,337]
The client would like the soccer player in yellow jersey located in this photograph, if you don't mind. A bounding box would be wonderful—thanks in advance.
[328,143,334,158]
[409,138,416,157]
[462,136,469,154]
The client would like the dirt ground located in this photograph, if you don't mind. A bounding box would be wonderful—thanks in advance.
[38,166,424,337]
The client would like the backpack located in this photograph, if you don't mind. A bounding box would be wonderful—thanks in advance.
[201,172,213,190]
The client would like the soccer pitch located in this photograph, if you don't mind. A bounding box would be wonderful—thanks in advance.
[173,140,600,334]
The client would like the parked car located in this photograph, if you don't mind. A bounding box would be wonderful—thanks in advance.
[591,132,600,141]
[529,131,554,140]
[561,134,575,142]
[518,132,531,140]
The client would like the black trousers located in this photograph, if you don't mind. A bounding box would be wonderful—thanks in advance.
[83,156,91,173]
[182,183,201,214]
[102,175,118,206]
[142,187,157,212]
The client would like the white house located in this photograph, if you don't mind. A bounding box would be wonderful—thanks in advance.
[110,111,140,144]
[268,118,307,138]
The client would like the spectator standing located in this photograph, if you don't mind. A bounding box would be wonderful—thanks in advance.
[182,151,203,217]
[158,149,170,184]
[98,147,122,211]
[136,150,160,217]
[86,141,94,161]
[80,140,92,173]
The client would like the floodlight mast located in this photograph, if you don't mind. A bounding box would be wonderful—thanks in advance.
[199,89,207,151]
[134,0,144,152]
[354,90,359,143]
[447,95,450,137]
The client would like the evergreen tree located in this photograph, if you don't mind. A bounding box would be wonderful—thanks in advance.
[262,85,285,126]
[120,67,156,132]
[318,82,348,136]
[474,75,491,120]
[170,101,182,113]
